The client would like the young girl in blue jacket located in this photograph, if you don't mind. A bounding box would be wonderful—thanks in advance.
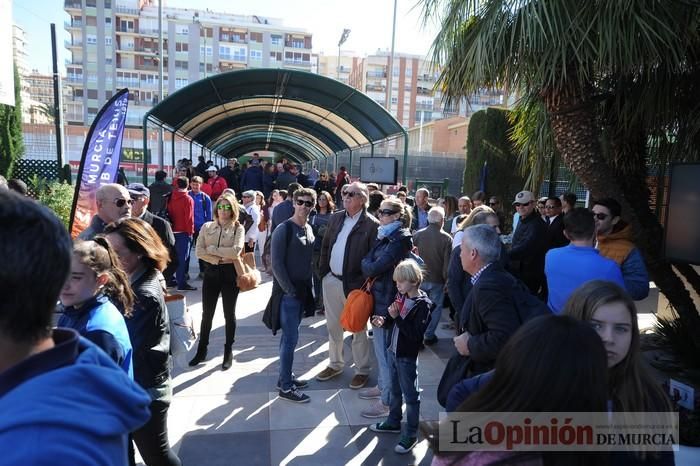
[369,259,433,455]
[59,238,135,376]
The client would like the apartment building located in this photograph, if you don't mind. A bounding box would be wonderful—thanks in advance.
[347,51,507,129]
[317,51,358,86]
[63,0,313,126]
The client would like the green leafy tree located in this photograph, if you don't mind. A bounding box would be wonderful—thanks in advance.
[0,64,25,178]
[421,0,700,347]
[463,107,526,215]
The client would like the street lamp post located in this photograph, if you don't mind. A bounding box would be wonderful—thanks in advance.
[337,28,351,80]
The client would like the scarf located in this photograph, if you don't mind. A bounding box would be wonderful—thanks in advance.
[377,220,402,240]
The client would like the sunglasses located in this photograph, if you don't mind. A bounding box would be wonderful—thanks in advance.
[217,204,233,211]
[378,209,399,217]
[342,190,359,198]
[296,199,314,208]
[114,198,133,207]
[594,212,609,220]
[545,205,557,209]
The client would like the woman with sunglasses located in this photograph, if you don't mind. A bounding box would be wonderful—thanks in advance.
[360,199,414,419]
[190,193,245,370]
[310,191,336,314]
[314,171,335,199]
[102,218,181,466]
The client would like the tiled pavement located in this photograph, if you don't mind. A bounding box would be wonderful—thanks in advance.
[151,268,700,466]
[163,269,452,466]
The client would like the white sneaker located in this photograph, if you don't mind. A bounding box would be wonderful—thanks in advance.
[358,385,381,400]
[361,400,390,419]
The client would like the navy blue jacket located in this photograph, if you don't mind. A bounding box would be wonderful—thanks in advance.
[384,291,433,358]
[241,165,264,192]
[263,172,276,198]
[361,228,413,317]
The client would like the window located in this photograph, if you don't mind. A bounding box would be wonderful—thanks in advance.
[105,57,112,65]
[199,46,213,57]
[249,32,263,43]
[271,35,282,46]
[86,34,97,45]
[291,39,304,48]
[175,42,188,52]
[250,50,262,60]
[219,45,231,58]
[232,47,246,61]
[105,17,112,25]
[270,51,282,61]
[105,37,112,46]
[175,78,188,89]
[87,89,98,99]
[176,24,189,36]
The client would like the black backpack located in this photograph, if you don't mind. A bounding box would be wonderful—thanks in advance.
[238,206,254,234]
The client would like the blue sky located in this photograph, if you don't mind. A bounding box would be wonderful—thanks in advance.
[13,0,439,74]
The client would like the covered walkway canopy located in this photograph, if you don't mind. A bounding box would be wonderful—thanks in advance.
[142,68,408,182]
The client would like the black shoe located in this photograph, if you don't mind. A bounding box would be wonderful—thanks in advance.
[177,283,197,291]
[188,350,207,366]
[222,351,233,370]
[276,377,309,390]
[278,388,310,403]
[424,335,438,346]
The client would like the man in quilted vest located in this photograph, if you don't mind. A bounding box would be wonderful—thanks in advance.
[592,198,649,300]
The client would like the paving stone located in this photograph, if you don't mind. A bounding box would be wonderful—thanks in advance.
[270,426,360,466]
[268,388,348,430]
[178,431,271,466]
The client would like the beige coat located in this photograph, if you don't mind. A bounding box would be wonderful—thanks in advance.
[196,220,245,265]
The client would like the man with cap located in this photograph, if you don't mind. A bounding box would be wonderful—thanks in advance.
[127,182,178,285]
[78,183,132,240]
[205,166,228,202]
[241,158,264,193]
[508,190,548,295]
[241,190,261,253]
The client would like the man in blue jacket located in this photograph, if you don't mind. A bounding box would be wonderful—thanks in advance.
[545,208,625,313]
[0,190,151,465]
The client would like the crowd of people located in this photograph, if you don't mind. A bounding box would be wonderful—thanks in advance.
[0,162,674,465]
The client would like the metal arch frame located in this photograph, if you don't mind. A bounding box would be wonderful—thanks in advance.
[211,131,327,162]
[207,125,334,158]
[173,98,369,151]
[142,69,409,184]
[195,112,347,153]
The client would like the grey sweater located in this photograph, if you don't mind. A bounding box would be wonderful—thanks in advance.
[271,219,315,297]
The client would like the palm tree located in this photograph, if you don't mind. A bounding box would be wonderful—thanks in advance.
[421,0,700,342]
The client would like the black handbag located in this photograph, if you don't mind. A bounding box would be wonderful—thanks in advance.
[437,352,472,408]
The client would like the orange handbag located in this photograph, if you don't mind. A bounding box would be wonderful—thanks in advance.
[340,278,375,332]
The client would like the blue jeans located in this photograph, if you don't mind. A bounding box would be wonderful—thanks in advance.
[422,281,445,339]
[386,351,420,438]
[174,233,192,287]
[278,294,303,391]
[371,327,391,406]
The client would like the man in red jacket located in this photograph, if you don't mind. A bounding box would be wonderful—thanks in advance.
[205,166,228,201]
[168,176,196,291]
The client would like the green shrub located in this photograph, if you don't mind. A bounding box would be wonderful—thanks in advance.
[29,175,75,229]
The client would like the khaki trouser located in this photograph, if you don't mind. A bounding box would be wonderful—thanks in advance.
[322,273,371,375]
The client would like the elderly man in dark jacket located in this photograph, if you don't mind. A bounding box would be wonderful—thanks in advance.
[508,190,547,295]
[316,182,379,390]
[454,224,522,375]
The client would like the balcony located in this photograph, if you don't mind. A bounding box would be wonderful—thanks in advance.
[64,20,82,30]
[134,62,158,72]
[283,60,311,67]
[64,1,81,10]
[138,28,160,37]
[115,6,139,16]
[65,75,83,83]
[65,39,83,48]
[65,58,83,66]
[116,25,136,34]
[219,54,247,63]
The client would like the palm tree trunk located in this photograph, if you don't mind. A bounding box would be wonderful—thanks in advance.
[545,84,700,349]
